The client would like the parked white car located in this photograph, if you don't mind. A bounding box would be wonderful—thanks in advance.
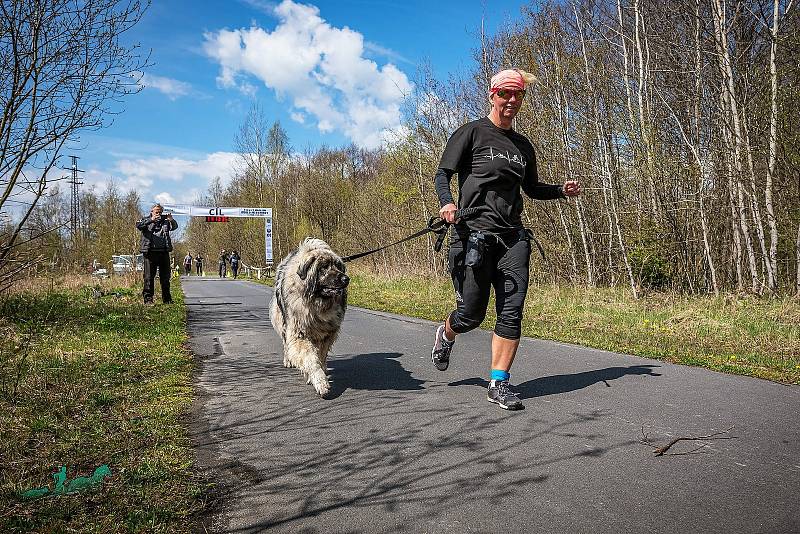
[112,254,143,274]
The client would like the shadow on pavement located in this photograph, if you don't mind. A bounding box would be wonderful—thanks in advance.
[186,282,639,533]
[213,404,626,533]
[326,352,426,399]
[193,348,632,532]
[449,364,661,399]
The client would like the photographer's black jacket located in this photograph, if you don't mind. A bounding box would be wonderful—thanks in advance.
[136,216,178,253]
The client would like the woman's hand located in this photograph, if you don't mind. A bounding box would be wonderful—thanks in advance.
[439,203,458,223]
[562,180,581,197]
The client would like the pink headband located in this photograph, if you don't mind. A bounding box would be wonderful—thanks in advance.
[489,69,525,94]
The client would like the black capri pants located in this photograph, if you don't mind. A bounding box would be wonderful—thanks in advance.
[447,229,531,340]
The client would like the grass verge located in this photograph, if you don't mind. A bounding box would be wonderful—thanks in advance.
[0,275,204,533]
[345,269,800,384]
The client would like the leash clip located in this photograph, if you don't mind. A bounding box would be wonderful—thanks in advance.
[427,216,450,252]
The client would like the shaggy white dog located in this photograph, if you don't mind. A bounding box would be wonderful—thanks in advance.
[270,238,349,396]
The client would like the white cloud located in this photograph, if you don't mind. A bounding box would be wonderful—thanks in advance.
[81,151,238,205]
[113,152,238,186]
[240,0,278,14]
[155,192,176,204]
[380,124,411,146]
[363,41,413,66]
[137,72,192,100]
[204,0,414,149]
[225,99,246,114]
[239,81,258,97]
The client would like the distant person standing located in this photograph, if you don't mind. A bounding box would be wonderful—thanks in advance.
[136,203,178,304]
[183,252,193,275]
[218,249,228,278]
[195,254,204,276]
[230,250,241,279]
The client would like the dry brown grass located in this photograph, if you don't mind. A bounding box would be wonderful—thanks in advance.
[6,273,141,296]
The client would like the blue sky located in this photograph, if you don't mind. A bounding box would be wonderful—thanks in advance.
[71,0,534,207]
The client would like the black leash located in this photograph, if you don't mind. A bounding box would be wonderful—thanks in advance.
[526,229,547,260]
[341,207,480,263]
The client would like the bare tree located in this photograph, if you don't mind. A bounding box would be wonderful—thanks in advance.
[764,0,794,291]
[233,104,291,258]
[796,222,800,296]
[0,0,150,284]
[574,2,638,297]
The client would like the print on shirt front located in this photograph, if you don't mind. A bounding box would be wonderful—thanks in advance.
[477,146,527,169]
[467,137,530,232]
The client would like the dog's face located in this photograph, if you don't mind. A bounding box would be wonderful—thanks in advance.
[297,251,349,299]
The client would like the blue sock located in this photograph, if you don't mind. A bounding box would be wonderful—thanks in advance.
[490,369,510,382]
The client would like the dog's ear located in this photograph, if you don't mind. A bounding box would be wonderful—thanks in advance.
[297,255,316,280]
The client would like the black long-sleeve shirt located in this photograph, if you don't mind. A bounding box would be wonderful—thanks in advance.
[434,117,563,232]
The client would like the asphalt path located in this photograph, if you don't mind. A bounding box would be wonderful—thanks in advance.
[184,277,800,534]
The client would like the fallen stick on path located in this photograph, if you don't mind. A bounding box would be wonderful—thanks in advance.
[640,425,737,456]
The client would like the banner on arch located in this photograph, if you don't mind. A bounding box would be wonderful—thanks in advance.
[161,204,273,264]
[161,204,271,218]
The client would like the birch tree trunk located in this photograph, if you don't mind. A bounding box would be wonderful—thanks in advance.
[726,152,744,290]
[575,4,638,297]
[737,172,761,293]
[576,7,616,285]
[553,95,578,281]
[552,38,592,285]
[712,0,760,293]
[764,0,783,291]
[719,87,744,290]
[699,192,719,295]
[694,0,719,295]
[617,0,637,133]
[633,0,659,216]
[617,0,650,233]
[742,115,774,289]
[796,221,800,296]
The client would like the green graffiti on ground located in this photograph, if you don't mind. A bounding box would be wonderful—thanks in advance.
[21,465,111,499]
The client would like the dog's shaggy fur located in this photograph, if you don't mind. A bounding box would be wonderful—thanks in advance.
[270,238,349,396]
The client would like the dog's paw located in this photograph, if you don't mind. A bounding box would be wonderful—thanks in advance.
[309,369,330,397]
[283,358,292,368]
[315,382,330,397]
